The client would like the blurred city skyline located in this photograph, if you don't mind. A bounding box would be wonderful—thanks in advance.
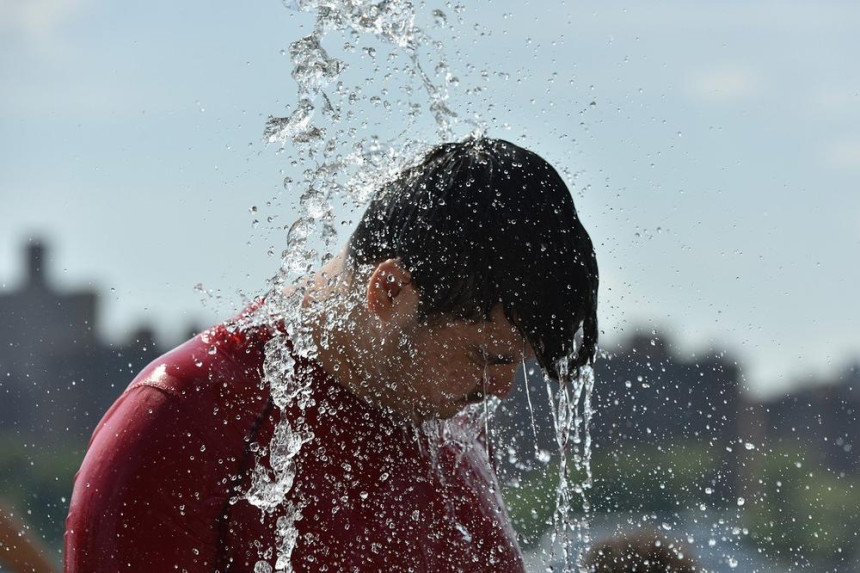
[2,235,857,403]
[2,0,859,397]
[4,234,857,569]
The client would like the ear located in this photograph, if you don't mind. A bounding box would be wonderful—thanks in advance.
[366,259,418,321]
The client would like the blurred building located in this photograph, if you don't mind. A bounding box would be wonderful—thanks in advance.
[591,333,741,447]
[492,330,743,500]
[755,364,859,474]
[0,240,168,445]
[2,238,856,476]
[491,326,859,517]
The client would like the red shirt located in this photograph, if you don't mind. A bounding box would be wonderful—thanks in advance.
[64,315,525,572]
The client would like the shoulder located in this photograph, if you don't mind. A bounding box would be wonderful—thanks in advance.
[83,317,276,474]
[129,317,270,396]
[64,317,277,571]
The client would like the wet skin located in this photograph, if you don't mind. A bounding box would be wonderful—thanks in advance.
[308,256,536,423]
[390,305,533,420]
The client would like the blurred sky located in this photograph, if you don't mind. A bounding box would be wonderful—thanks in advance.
[1,0,858,398]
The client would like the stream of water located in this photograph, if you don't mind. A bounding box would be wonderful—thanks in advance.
[240,2,596,571]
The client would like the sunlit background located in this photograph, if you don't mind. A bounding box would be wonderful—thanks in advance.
[1,1,858,570]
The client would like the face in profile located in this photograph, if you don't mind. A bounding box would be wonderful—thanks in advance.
[363,261,533,421]
[393,307,533,420]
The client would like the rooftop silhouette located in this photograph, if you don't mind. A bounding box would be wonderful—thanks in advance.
[0,237,856,479]
[0,240,169,443]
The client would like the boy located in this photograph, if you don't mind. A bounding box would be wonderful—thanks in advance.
[65,137,598,571]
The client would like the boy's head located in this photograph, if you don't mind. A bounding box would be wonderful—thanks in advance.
[347,136,598,382]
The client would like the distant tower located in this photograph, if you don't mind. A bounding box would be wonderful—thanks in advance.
[0,238,168,442]
[26,240,47,289]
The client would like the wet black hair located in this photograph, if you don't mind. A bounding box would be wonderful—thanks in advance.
[346,136,598,380]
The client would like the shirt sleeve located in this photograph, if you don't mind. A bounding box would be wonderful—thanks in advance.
[64,381,232,572]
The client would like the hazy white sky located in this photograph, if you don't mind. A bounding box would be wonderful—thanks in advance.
[1,0,858,397]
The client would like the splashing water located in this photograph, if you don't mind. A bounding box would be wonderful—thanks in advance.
[240,1,469,570]
[240,1,597,571]
[545,360,596,571]
[522,353,541,452]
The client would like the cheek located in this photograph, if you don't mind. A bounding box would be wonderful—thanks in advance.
[500,363,519,382]
[421,358,468,385]
[409,356,476,400]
